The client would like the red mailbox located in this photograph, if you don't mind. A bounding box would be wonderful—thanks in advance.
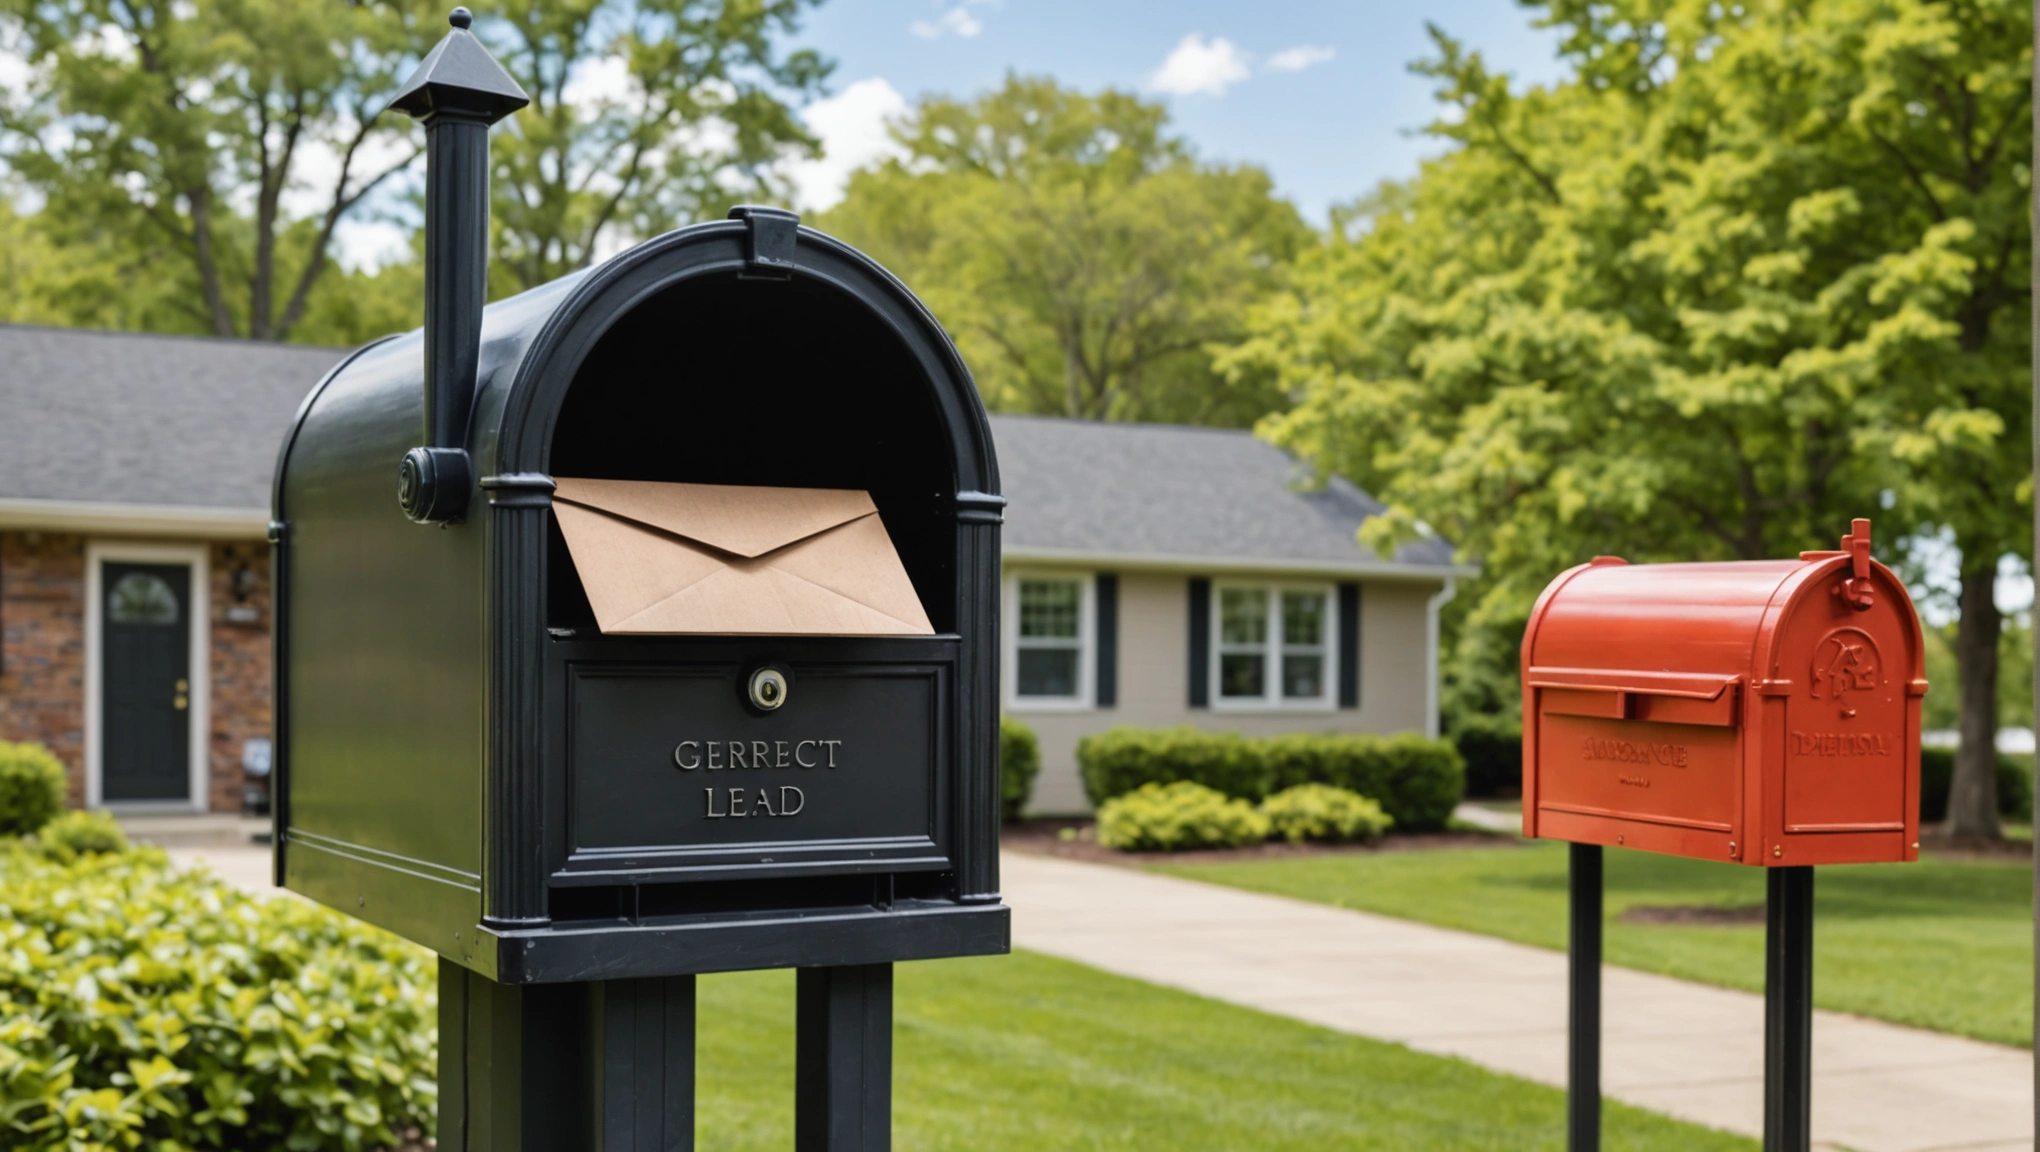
[1521,520,1926,866]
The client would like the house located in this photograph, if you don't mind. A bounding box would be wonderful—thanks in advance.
[994,416,1467,812]
[0,323,1468,817]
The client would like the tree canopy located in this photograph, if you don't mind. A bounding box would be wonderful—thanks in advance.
[820,76,1313,426]
[1220,0,2031,832]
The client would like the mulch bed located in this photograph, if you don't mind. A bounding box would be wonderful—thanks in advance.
[1000,818,1517,867]
[1917,829,2034,862]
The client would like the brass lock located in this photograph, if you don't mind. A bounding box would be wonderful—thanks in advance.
[174,678,189,711]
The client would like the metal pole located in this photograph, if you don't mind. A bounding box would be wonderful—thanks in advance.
[1764,866,1815,1152]
[796,964,894,1152]
[1568,842,1602,1152]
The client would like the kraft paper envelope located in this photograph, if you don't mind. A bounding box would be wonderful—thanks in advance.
[552,477,935,636]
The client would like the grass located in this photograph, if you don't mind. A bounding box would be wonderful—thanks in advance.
[1159,842,2034,1047]
[694,950,1752,1150]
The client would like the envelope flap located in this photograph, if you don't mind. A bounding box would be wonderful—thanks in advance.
[553,477,878,558]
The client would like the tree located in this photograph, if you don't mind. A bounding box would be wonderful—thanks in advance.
[0,0,439,341]
[819,76,1313,426]
[1219,0,2030,835]
[477,0,830,291]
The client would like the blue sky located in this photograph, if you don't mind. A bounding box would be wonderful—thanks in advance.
[783,0,1572,223]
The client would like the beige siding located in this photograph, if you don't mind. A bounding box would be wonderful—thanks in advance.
[1006,569,1445,815]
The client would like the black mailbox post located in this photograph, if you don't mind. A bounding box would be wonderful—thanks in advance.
[270,12,1008,1148]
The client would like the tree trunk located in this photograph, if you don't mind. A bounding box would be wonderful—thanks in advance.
[1948,560,2003,839]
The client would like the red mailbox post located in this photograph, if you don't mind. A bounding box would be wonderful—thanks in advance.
[1520,520,1926,1152]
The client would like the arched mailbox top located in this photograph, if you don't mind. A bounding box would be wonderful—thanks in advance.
[1520,520,1927,867]
[277,215,1000,516]
[1523,549,1925,695]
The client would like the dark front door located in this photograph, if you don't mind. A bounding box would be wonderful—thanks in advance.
[102,562,191,802]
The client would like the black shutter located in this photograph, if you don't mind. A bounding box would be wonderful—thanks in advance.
[1094,573,1118,708]
[1337,582,1361,709]
[1187,577,1210,708]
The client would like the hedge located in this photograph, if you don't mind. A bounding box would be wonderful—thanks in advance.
[1448,714,1522,798]
[1261,784,1393,845]
[1096,782,1269,851]
[0,843,436,1150]
[999,717,1041,821]
[1077,727,1464,832]
[1919,748,2032,823]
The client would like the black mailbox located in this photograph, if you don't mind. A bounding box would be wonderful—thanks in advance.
[270,12,1005,1146]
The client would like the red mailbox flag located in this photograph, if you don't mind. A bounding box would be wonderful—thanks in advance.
[1521,519,1927,867]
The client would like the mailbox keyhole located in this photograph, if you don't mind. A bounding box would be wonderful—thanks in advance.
[748,667,789,712]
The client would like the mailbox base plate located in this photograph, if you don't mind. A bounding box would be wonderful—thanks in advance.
[466,898,1009,984]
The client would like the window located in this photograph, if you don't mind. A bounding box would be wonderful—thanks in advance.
[1014,577,1087,702]
[1214,585,1332,708]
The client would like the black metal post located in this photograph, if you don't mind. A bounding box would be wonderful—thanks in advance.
[1568,843,1603,1152]
[796,964,894,1152]
[437,959,696,1151]
[1764,866,1815,1152]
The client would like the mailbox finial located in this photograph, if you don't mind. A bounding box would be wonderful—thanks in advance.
[387,7,530,524]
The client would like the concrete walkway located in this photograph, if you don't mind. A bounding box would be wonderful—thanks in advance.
[1003,850,2032,1152]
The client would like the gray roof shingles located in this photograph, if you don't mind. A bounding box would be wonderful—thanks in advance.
[0,325,348,510]
[991,414,1456,570]
[0,325,1454,571]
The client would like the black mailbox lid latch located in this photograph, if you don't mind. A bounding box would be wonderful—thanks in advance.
[729,205,799,280]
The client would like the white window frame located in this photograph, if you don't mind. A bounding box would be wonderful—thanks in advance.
[1209,581,1337,712]
[1003,571,1094,711]
[85,540,211,813]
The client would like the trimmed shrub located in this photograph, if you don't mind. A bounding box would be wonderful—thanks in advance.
[1449,713,1523,798]
[0,844,436,1150]
[1078,726,1464,833]
[1261,784,1393,845]
[1096,781,1270,852]
[1262,733,1465,832]
[1078,727,1264,807]
[0,741,67,837]
[999,717,1042,821]
[32,809,129,863]
[1919,748,2033,823]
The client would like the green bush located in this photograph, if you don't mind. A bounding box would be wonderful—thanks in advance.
[1096,781,1271,852]
[999,717,1041,821]
[0,741,67,836]
[0,844,436,1150]
[1262,733,1465,832]
[31,809,129,863]
[1260,784,1393,845]
[1078,726,1464,833]
[1078,727,1264,807]
[1919,748,2033,823]
[1448,713,1523,798]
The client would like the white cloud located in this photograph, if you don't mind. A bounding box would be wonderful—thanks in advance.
[910,1,993,39]
[786,77,910,212]
[1149,34,1250,97]
[1267,44,1335,73]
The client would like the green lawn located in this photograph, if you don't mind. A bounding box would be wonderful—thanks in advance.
[1159,842,2033,1047]
[695,950,1752,1150]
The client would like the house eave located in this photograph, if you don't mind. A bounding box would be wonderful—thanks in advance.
[1000,544,1479,582]
[0,497,269,540]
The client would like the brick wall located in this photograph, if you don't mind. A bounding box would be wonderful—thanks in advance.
[207,542,271,814]
[0,532,271,813]
[0,533,87,804]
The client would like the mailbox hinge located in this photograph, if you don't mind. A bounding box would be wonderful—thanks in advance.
[730,205,799,279]
[480,473,557,509]
[956,491,1006,524]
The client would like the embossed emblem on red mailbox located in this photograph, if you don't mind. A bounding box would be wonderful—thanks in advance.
[1521,520,1926,866]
